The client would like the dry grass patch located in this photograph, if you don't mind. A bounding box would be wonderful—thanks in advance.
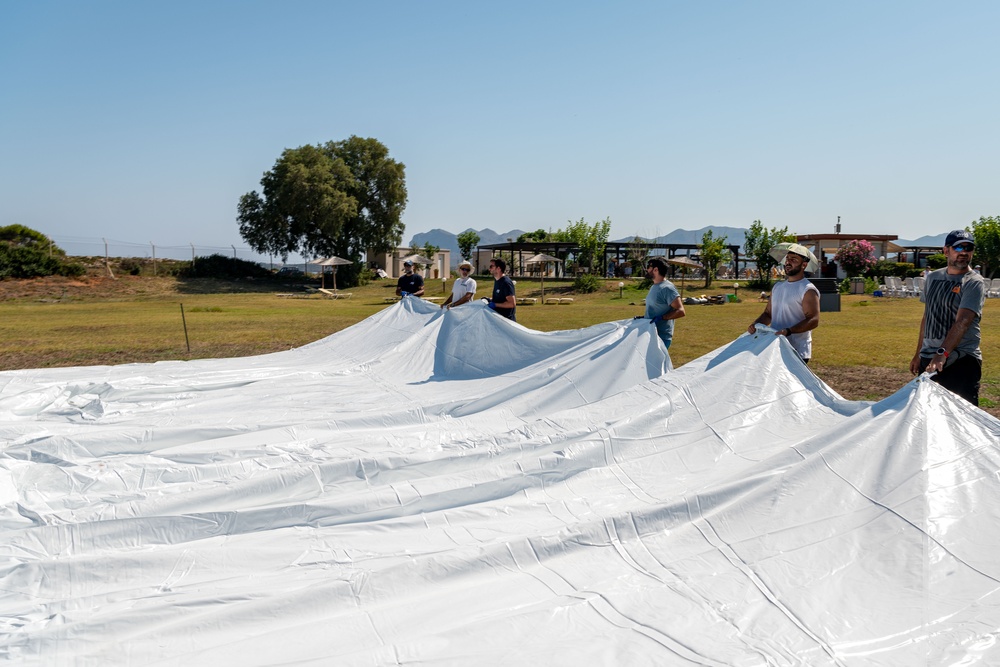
[0,274,997,417]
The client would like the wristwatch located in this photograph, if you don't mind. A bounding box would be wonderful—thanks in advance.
[935,347,949,358]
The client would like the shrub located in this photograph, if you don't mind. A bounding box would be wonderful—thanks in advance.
[867,260,914,279]
[840,277,881,294]
[179,254,272,280]
[119,258,143,275]
[573,273,601,293]
[0,244,65,278]
[58,262,86,278]
[834,239,877,277]
[926,253,947,270]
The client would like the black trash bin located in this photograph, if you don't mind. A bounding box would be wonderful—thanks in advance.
[809,277,841,312]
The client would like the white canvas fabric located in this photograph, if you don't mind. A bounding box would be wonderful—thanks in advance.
[1,298,998,666]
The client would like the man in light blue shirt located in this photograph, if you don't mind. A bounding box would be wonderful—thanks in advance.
[643,257,686,349]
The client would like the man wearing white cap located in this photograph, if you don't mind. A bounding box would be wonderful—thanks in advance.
[442,261,477,309]
[746,243,821,363]
[909,229,986,405]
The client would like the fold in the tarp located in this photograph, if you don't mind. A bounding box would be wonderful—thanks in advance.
[1,298,998,666]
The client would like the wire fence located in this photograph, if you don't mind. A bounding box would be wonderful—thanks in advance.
[49,235,314,269]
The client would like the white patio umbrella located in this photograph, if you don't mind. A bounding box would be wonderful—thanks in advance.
[402,254,435,267]
[667,255,703,294]
[315,256,353,289]
[525,253,563,301]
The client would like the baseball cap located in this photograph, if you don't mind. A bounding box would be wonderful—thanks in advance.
[403,259,414,266]
[944,230,974,248]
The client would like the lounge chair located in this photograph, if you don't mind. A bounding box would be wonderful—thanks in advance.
[318,288,353,299]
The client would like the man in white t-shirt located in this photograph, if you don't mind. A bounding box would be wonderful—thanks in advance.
[441,260,477,309]
[746,244,821,363]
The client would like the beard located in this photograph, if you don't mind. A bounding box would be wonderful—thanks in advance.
[785,263,803,277]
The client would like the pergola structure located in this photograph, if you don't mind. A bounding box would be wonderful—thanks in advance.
[475,240,743,278]
[895,244,947,269]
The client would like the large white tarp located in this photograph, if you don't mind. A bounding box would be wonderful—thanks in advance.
[1,298,999,665]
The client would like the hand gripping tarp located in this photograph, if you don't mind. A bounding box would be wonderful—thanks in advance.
[1,298,998,666]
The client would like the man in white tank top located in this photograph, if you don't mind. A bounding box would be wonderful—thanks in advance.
[746,244,821,363]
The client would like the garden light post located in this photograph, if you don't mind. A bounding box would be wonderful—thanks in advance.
[734,282,739,301]
[619,281,624,298]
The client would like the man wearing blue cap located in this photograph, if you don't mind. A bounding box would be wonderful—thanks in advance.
[395,259,425,298]
[910,229,987,405]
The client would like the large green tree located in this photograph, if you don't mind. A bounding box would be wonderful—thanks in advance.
[456,230,480,261]
[743,220,796,289]
[970,215,1000,278]
[237,137,407,282]
[564,217,612,273]
[699,229,731,288]
[516,229,550,243]
[328,136,408,259]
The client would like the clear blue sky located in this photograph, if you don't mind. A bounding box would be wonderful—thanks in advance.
[2,1,998,259]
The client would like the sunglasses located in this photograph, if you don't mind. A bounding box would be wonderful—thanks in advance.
[952,244,974,253]
[460,267,470,272]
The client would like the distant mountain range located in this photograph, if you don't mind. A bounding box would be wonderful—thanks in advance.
[897,234,947,247]
[410,226,748,267]
[410,227,954,268]
[410,228,528,266]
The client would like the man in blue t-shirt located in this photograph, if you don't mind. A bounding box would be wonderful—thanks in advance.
[486,257,516,321]
[395,260,425,298]
[910,229,986,405]
[642,257,685,348]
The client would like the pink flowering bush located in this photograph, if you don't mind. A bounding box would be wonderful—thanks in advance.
[834,239,877,277]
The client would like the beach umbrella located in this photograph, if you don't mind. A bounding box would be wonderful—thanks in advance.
[667,255,703,293]
[402,254,434,267]
[315,256,353,289]
[525,253,563,301]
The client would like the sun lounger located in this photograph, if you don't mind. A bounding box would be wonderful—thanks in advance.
[319,288,353,299]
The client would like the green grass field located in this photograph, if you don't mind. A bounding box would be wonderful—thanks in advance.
[1,276,997,414]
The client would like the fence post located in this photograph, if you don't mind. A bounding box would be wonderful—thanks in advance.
[102,238,114,278]
[180,303,191,353]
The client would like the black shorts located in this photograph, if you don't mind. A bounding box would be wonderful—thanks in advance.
[918,353,982,406]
